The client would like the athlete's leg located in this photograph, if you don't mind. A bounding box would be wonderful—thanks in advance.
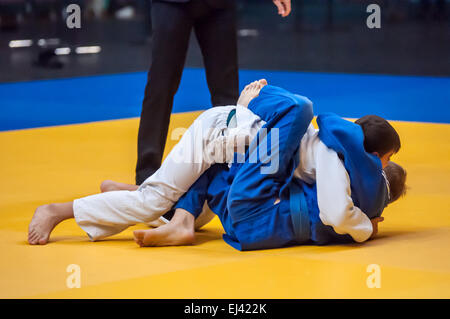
[28,202,74,245]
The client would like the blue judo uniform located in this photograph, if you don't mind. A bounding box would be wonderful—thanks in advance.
[172,85,389,251]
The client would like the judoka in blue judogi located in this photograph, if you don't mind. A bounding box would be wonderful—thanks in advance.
[172,85,390,251]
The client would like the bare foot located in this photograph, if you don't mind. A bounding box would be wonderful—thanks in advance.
[133,208,195,247]
[28,204,66,245]
[133,224,194,247]
[100,180,138,193]
[236,79,268,107]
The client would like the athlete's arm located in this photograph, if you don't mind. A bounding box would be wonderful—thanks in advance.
[315,141,374,242]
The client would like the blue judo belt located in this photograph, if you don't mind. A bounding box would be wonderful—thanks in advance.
[289,181,311,244]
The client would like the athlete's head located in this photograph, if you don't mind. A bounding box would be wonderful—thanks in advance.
[383,161,407,204]
[355,115,401,168]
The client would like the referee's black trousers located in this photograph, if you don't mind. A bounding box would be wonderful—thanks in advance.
[136,0,239,185]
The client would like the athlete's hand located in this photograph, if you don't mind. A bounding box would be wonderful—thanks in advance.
[273,0,291,17]
[370,217,384,239]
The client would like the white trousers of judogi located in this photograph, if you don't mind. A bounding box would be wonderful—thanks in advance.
[73,105,264,241]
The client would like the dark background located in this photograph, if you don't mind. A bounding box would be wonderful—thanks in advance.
[0,0,449,83]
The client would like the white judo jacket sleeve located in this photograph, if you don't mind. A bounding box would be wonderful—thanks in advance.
[315,141,374,243]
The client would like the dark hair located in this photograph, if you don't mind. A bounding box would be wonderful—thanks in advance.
[384,161,407,203]
[355,115,401,156]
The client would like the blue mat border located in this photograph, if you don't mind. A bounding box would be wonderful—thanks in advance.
[0,68,449,131]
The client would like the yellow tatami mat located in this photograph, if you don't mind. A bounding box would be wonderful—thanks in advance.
[0,113,449,298]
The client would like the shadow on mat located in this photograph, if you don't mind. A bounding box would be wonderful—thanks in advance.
[21,227,435,248]
[19,228,224,246]
[277,228,434,253]
[369,228,441,242]
[19,236,88,246]
[194,229,223,245]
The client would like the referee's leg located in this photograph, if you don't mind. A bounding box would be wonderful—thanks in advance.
[136,1,193,185]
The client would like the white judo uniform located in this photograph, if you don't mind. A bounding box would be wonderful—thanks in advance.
[73,106,374,243]
[294,124,373,242]
[73,105,264,240]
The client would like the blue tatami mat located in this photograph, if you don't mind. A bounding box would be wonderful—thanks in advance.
[0,68,449,131]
